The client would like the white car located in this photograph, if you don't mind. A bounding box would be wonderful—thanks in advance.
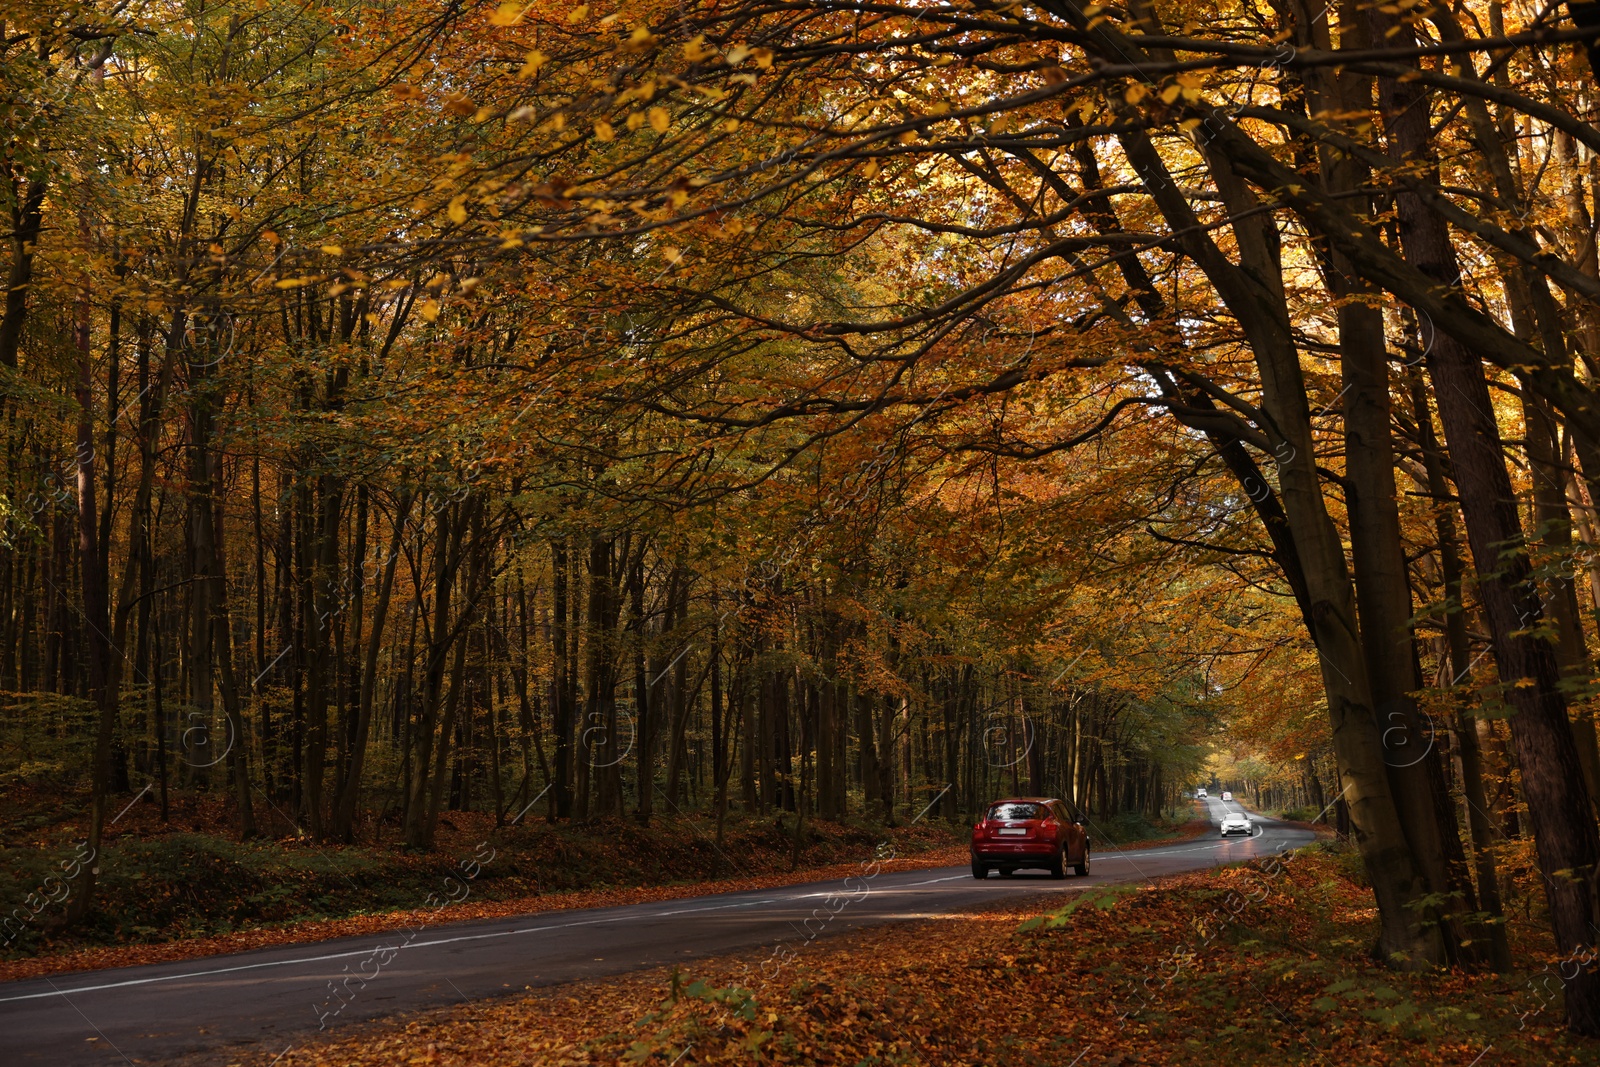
[1220,812,1252,837]
[1221,791,1233,801]
[1196,788,1207,799]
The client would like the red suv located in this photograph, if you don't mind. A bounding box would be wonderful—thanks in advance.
[971,797,1090,879]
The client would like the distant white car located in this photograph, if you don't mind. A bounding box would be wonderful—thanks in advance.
[1196,788,1207,799]
[1220,812,1252,837]
[1221,791,1233,801]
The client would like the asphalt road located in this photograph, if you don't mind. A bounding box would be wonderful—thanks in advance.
[0,798,1312,1065]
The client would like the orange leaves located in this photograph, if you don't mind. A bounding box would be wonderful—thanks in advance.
[488,1,525,26]
[683,35,716,62]
[517,50,548,78]
[618,27,658,53]
[261,848,1592,1066]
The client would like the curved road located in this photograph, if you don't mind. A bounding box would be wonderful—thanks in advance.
[0,798,1311,1065]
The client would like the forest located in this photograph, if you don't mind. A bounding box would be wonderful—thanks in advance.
[7,0,1600,1041]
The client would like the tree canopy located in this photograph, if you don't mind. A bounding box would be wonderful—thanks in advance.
[9,0,1600,1034]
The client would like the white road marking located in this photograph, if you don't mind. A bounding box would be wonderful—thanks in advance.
[788,873,969,900]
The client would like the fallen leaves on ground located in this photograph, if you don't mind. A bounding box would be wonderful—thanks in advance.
[269,843,1590,1066]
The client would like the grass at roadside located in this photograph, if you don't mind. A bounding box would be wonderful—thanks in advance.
[270,841,1591,1066]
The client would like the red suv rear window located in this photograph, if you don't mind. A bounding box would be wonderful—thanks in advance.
[988,802,1043,821]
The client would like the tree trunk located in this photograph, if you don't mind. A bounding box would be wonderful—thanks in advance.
[66,276,115,925]
[333,490,412,840]
[1111,113,1450,968]
[633,550,655,825]
[1374,19,1600,1025]
[1409,368,1512,970]
[551,537,572,819]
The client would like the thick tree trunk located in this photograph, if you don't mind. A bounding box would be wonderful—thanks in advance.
[1336,264,1481,958]
[1372,23,1600,1026]
[1521,388,1600,815]
[1286,3,1478,937]
[1068,81,1448,962]
[1407,370,1513,970]
[1422,326,1600,1026]
[1109,116,1450,968]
